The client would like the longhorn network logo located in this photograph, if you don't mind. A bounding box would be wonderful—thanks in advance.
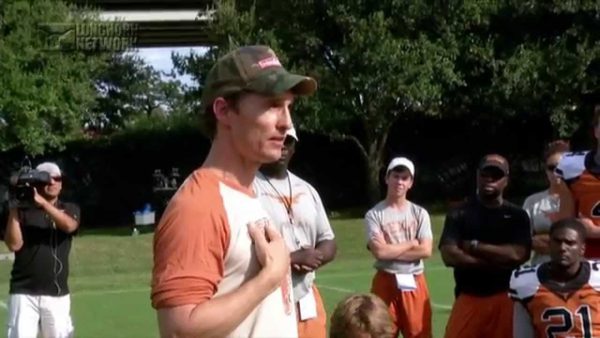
[39,21,138,52]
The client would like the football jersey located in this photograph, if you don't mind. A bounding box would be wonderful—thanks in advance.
[509,261,600,338]
[556,151,600,258]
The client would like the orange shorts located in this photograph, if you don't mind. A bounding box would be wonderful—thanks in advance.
[370,270,432,338]
[444,292,513,338]
[296,284,327,338]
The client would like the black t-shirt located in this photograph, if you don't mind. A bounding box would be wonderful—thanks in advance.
[8,201,80,296]
[439,198,531,297]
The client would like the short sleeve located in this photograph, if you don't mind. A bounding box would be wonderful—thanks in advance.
[521,196,532,219]
[416,207,433,240]
[151,193,230,309]
[521,196,536,234]
[510,208,532,248]
[63,203,81,223]
[0,201,7,240]
[438,209,463,248]
[364,209,381,243]
[309,186,334,243]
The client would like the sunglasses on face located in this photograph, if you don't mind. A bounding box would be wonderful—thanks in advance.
[479,170,505,181]
[50,176,62,183]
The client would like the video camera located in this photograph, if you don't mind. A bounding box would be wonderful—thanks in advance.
[8,158,51,208]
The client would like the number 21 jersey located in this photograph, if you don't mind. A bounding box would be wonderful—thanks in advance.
[509,261,600,338]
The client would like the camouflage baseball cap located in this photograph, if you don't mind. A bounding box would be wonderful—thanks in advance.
[200,45,317,112]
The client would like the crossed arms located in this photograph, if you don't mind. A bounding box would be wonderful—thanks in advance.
[438,209,531,269]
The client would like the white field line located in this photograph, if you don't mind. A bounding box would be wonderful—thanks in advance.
[72,284,455,311]
[0,265,452,310]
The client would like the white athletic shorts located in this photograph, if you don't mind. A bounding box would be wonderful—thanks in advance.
[7,293,73,338]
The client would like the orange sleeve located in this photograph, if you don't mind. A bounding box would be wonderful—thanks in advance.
[151,181,230,309]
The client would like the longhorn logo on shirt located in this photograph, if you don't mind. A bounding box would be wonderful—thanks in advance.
[264,192,305,209]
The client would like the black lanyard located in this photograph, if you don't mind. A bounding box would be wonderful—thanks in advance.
[263,172,294,224]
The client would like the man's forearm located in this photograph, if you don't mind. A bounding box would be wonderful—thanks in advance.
[440,245,488,268]
[395,244,432,261]
[471,243,528,266]
[4,209,23,252]
[42,202,78,233]
[315,240,336,265]
[158,270,283,338]
[370,241,415,261]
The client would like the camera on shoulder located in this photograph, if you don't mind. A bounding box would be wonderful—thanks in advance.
[8,161,51,208]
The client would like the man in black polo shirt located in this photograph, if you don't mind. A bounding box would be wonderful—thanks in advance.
[3,162,80,338]
[439,154,531,338]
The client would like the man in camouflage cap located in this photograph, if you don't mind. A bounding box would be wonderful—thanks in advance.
[152,45,317,338]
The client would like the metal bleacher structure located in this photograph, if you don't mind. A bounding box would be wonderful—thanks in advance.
[72,0,216,47]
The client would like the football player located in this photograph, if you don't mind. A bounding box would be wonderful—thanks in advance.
[510,218,600,337]
[555,105,600,258]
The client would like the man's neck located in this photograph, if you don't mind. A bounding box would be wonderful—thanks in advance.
[550,261,581,283]
[202,136,260,189]
[260,165,288,179]
[385,195,408,209]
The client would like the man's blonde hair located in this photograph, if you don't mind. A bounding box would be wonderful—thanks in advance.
[329,293,394,338]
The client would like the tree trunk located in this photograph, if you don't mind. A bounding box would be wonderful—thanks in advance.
[365,154,382,205]
[344,131,388,206]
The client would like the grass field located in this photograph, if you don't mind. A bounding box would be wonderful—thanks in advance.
[0,215,455,338]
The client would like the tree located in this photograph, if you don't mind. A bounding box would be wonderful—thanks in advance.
[0,0,108,155]
[443,0,600,139]
[174,0,600,202]
[88,53,191,134]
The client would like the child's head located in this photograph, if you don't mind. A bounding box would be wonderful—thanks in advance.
[329,293,394,338]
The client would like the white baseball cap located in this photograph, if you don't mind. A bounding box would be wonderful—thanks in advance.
[286,126,298,141]
[386,157,415,177]
[36,162,62,177]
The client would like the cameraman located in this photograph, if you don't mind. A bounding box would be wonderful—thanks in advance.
[3,162,80,338]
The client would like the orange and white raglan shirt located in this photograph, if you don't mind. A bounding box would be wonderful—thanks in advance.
[151,169,297,338]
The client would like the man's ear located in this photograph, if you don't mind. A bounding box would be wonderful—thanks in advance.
[213,97,232,128]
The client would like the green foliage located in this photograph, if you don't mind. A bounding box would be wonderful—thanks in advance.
[173,0,600,200]
[445,0,600,137]
[89,53,192,134]
[0,0,107,155]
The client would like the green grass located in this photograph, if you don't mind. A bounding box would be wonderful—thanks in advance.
[0,215,455,338]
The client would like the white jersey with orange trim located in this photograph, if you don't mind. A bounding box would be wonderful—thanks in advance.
[152,169,297,338]
[556,151,600,258]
